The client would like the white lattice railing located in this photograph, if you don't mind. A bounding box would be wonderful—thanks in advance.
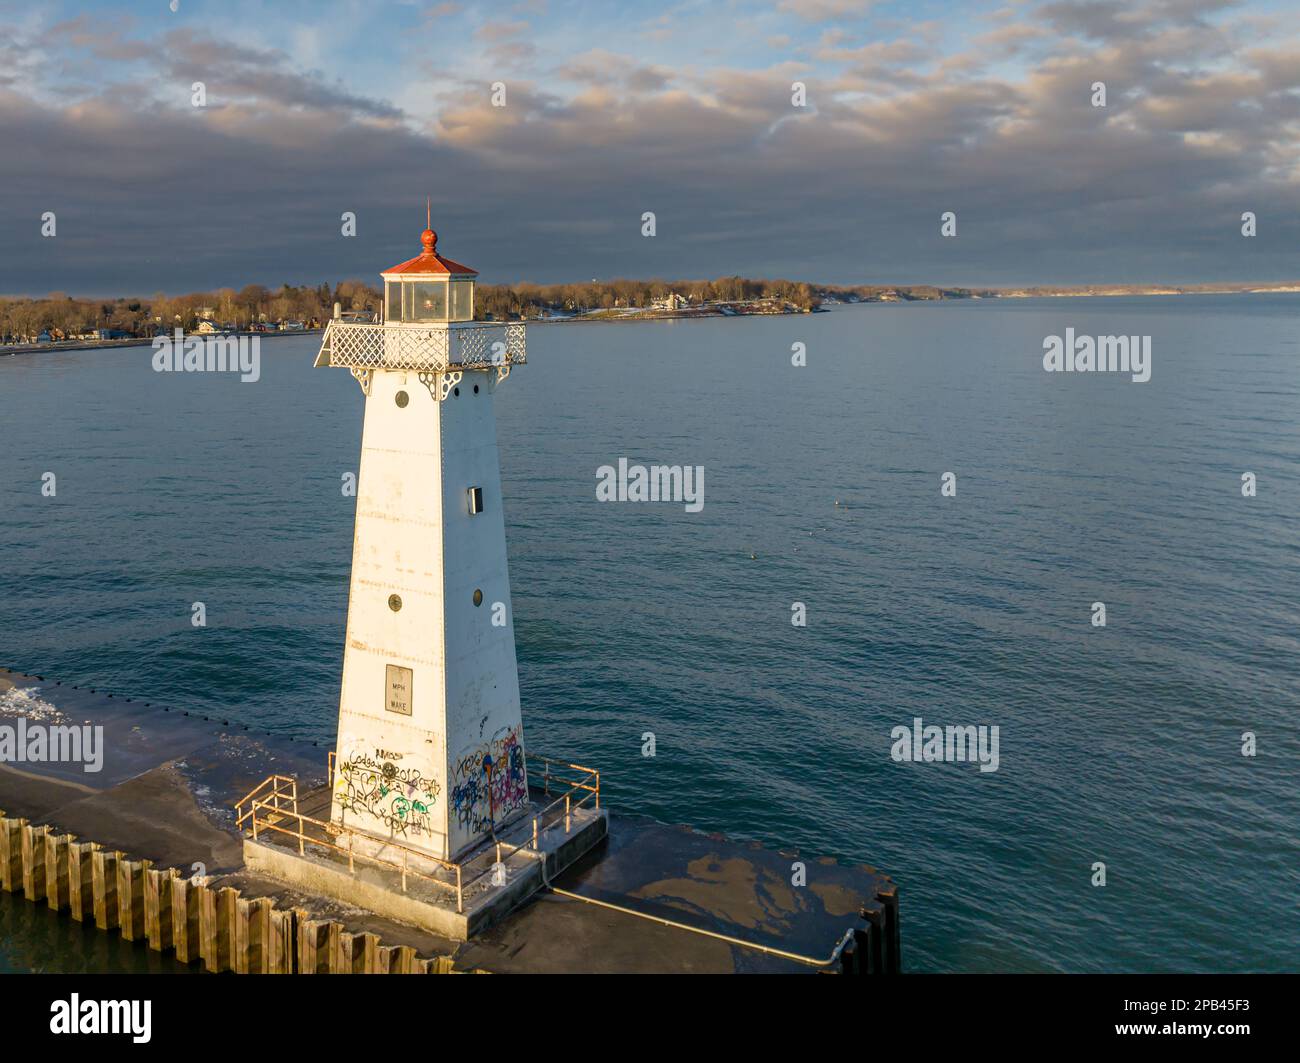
[317,321,526,373]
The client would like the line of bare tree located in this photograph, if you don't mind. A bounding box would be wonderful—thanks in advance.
[474,276,822,320]
[0,281,382,343]
[1,275,994,343]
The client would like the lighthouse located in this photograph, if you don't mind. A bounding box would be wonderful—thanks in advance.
[315,223,529,865]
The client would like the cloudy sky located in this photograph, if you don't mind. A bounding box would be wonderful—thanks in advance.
[2,0,1298,294]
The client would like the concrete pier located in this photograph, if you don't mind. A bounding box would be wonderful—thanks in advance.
[242,780,609,941]
[0,668,900,974]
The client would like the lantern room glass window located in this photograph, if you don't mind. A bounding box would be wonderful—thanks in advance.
[450,279,474,321]
[383,276,474,322]
[410,281,447,321]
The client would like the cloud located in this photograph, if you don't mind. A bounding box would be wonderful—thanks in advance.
[778,0,878,22]
[0,0,1297,294]
[422,1,462,21]
[1038,0,1241,42]
[557,50,673,93]
[475,18,531,42]
[158,28,404,119]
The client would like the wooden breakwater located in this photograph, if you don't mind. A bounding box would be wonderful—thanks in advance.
[0,813,461,974]
[838,885,900,975]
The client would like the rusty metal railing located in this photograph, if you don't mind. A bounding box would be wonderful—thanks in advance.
[234,774,298,830]
[236,752,599,915]
[240,796,466,910]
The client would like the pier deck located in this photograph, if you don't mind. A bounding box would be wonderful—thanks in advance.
[0,668,898,973]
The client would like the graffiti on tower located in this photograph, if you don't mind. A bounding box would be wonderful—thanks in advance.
[335,751,441,839]
[450,727,528,834]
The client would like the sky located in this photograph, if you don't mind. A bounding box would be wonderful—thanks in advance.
[1,0,1298,295]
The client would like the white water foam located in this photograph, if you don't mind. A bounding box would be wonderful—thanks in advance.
[0,686,69,725]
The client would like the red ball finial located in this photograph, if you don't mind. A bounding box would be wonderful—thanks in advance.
[421,228,437,254]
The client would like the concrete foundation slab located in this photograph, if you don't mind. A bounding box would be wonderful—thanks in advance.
[243,789,608,940]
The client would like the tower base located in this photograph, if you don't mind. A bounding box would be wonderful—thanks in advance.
[243,783,607,940]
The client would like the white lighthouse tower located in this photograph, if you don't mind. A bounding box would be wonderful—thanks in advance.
[315,221,530,864]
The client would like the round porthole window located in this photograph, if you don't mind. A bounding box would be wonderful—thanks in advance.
[453,386,461,397]
[395,390,409,408]
[472,589,483,607]
[388,594,402,612]
[473,384,479,394]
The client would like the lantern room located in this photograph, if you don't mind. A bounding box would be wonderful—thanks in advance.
[381,227,478,323]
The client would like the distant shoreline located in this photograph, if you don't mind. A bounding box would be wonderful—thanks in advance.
[2,286,1297,357]
[966,285,1300,298]
[530,285,1300,324]
[0,328,323,358]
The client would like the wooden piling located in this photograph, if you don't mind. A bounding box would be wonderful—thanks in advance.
[171,876,202,965]
[423,954,455,974]
[67,841,98,921]
[851,925,870,974]
[877,884,901,974]
[43,832,71,912]
[266,906,296,974]
[297,918,331,974]
[199,885,239,973]
[143,868,175,953]
[234,896,272,974]
[0,817,25,893]
[90,849,120,931]
[330,923,352,974]
[861,908,885,973]
[20,824,48,902]
[117,858,151,941]
[351,932,379,974]
[0,814,459,976]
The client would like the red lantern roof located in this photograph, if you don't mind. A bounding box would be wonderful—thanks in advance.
[382,228,478,277]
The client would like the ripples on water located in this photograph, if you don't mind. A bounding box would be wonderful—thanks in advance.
[1,296,1297,971]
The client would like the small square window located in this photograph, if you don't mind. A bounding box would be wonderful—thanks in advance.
[468,486,484,514]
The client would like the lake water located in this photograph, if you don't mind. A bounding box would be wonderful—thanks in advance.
[1,296,1297,972]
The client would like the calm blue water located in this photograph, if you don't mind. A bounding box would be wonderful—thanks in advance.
[1,296,1297,972]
